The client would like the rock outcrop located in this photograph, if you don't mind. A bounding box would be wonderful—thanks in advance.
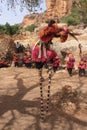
[21,0,73,28]
[46,0,73,18]
[21,13,39,28]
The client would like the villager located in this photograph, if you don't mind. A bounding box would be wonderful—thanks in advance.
[78,59,86,76]
[19,44,25,53]
[81,53,87,62]
[0,57,9,68]
[32,19,69,69]
[65,53,75,76]
[23,53,32,68]
[18,53,24,67]
[15,42,21,53]
[26,43,31,52]
[52,56,60,72]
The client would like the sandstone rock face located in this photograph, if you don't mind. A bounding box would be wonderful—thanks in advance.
[46,0,73,18]
[21,0,73,28]
[21,13,39,28]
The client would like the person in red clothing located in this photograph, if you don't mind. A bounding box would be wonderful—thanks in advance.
[31,20,77,120]
[52,56,60,72]
[32,20,69,69]
[78,60,86,76]
[23,53,32,68]
[0,57,9,68]
[39,20,68,43]
[66,53,75,76]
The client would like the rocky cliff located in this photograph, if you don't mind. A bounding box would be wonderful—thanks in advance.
[46,0,73,18]
[21,0,73,28]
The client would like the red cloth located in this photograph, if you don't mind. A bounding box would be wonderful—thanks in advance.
[66,57,75,69]
[32,45,57,62]
[78,61,86,69]
[46,50,57,63]
[52,57,60,67]
[23,55,32,63]
[32,46,46,62]
[0,61,8,65]
[13,57,18,63]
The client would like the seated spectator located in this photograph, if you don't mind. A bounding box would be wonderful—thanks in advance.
[23,54,32,68]
[0,58,9,68]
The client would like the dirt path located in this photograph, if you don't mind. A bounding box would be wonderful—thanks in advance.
[0,67,87,130]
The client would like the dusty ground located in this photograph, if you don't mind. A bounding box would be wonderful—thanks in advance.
[0,67,87,130]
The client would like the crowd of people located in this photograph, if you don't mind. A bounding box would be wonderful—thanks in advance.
[0,42,31,68]
[12,48,87,78]
[12,49,32,68]
[0,41,87,77]
[0,19,87,77]
[65,52,87,77]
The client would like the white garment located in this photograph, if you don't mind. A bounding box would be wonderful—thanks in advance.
[33,39,47,58]
[38,43,47,58]
[16,43,20,48]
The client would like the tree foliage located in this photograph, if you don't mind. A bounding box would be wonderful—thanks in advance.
[61,0,87,25]
[25,24,37,32]
[1,0,87,26]
[0,23,20,35]
[0,0,43,12]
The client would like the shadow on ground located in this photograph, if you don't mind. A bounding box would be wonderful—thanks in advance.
[0,72,87,130]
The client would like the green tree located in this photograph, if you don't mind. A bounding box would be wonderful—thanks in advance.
[61,15,79,26]
[0,23,20,35]
[72,0,87,24]
[0,25,5,34]
[5,23,12,35]
[61,0,87,25]
[25,24,37,32]
[11,24,20,35]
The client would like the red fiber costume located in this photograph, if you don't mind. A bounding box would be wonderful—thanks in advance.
[32,20,68,69]
[31,20,70,121]
[39,22,68,43]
